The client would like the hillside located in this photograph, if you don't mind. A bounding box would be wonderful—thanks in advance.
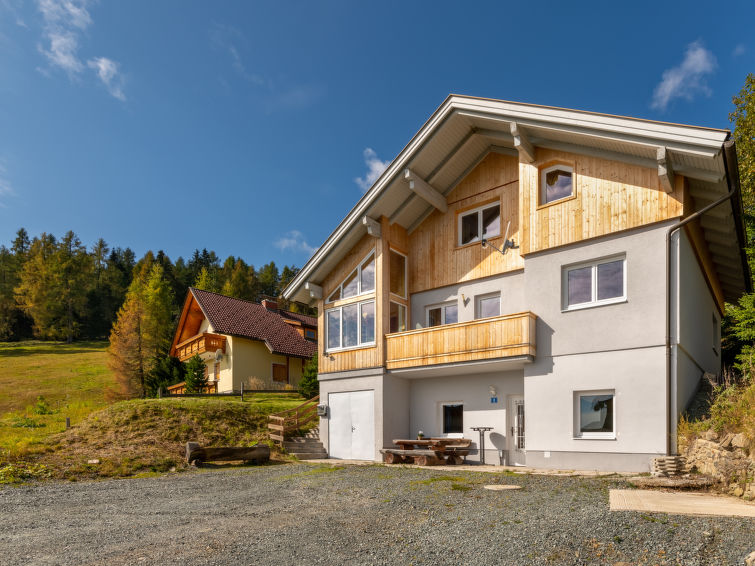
[0,341,113,459]
[38,396,305,480]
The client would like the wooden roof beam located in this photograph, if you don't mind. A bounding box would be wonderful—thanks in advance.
[404,169,448,213]
[657,147,675,193]
[361,216,382,238]
[510,122,535,163]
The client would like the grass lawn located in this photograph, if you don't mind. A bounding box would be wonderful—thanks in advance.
[0,341,311,479]
[0,340,112,459]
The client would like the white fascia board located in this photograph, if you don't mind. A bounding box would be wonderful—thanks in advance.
[450,96,728,152]
[283,95,729,301]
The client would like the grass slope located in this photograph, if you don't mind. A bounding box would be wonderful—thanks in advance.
[0,341,112,459]
[40,396,306,480]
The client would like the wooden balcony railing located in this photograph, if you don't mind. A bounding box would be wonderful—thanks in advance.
[175,332,226,362]
[385,312,537,370]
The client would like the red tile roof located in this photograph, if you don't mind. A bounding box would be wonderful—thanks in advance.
[190,288,316,359]
[279,310,317,327]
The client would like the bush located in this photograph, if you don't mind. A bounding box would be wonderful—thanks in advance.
[246,377,266,390]
[34,395,53,415]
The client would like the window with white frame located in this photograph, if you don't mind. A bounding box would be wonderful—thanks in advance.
[326,251,375,303]
[427,302,458,327]
[325,299,375,351]
[389,301,406,333]
[541,164,574,204]
[574,391,615,439]
[563,256,625,310]
[389,249,407,298]
[458,203,501,246]
[442,403,463,435]
[476,294,501,319]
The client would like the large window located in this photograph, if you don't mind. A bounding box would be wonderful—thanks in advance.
[427,302,458,327]
[575,391,615,439]
[442,403,463,435]
[476,294,501,319]
[389,302,406,333]
[326,300,375,351]
[458,203,500,246]
[326,251,375,303]
[563,256,625,310]
[390,249,407,298]
[541,164,574,205]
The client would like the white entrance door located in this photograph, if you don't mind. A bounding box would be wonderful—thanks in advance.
[328,390,375,460]
[508,395,525,466]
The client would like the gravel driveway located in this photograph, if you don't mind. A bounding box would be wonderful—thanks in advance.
[1,463,753,565]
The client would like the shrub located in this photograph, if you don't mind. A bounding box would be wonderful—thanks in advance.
[246,377,266,390]
[298,354,318,399]
[34,395,53,415]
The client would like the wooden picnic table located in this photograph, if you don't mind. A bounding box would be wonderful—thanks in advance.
[380,438,472,466]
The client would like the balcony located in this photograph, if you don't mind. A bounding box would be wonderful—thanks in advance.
[385,312,537,371]
[175,332,227,362]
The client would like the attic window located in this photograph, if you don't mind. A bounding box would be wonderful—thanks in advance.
[326,251,375,303]
[541,164,574,204]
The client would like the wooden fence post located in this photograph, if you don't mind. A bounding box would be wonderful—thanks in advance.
[240,382,244,402]
[65,417,70,429]
[158,387,162,399]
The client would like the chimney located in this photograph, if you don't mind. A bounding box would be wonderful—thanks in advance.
[261,299,278,312]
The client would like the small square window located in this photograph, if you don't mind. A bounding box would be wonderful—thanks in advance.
[574,391,615,439]
[442,403,463,434]
[458,203,501,246]
[541,164,574,204]
[476,294,500,319]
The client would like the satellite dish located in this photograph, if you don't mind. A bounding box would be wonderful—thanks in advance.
[214,349,224,362]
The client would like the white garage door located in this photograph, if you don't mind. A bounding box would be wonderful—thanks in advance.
[328,390,375,460]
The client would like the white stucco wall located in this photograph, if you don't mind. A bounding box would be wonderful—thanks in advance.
[410,271,525,329]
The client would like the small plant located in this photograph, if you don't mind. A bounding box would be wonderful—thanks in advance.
[246,377,266,391]
[417,430,425,440]
[34,395,54,415]
[11,417,46,428]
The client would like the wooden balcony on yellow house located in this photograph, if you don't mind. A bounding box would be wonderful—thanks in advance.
[385,312,537,371]
[175,332,227,362]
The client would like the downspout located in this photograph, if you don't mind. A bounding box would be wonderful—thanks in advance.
[665,139,740,454]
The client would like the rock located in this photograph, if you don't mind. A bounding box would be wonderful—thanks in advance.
[745,550,755,566]
[703,429,718,441]
[731,433,748,449]
[719,433,734,449]
[87,459,100,465]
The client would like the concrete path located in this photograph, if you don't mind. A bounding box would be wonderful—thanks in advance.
[610,489,755,517]
[305,458,636,476]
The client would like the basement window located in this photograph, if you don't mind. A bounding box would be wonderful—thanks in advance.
[574,391,615,439]
[442,403,464,435]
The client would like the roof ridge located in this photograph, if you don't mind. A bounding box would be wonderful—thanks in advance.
[190,287,266,308]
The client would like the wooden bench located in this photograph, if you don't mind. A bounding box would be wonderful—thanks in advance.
[381,438,473,466]
[186,442,270,466]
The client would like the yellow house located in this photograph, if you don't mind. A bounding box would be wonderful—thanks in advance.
[168,288,317,392]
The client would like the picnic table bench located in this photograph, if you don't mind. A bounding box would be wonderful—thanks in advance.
[380,438,472,466]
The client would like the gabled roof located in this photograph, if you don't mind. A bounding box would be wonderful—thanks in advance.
[170,288,316,359]
[278,310,317,327]
[284,94,749,304]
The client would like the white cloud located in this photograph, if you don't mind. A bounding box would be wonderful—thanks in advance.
[36,0,126,100]
[733,44,746,57]
[88,56,125,100]
[651,41,717,111]
[274,231,316,256]
[355,148,390,193]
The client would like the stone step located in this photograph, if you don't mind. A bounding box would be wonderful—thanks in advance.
[284,438,323,446]
[286,444,326,452]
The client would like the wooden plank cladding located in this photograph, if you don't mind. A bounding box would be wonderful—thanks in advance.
[408,153,524,294]
[385,312,537,370]
[519,148,685,255]
[175,332,226,362]
[319,345,381,374]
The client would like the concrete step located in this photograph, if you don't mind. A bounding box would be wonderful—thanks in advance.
[292,452,329,460]
[284,440,323,448]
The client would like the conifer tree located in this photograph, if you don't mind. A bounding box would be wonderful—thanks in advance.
[194,266,221,293]
[107,288,145,398]
[184,354,207,393]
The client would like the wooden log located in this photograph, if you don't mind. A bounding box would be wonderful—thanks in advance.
[185,442,270,465]
[414,454,443,466]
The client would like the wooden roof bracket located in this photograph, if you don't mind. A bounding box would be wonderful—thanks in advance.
[510,122,535,163]
[403,169,448,213]
[657,147,675,193]
[362,216,382,238]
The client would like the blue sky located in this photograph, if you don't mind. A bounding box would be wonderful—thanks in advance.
[0,1,753,268]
